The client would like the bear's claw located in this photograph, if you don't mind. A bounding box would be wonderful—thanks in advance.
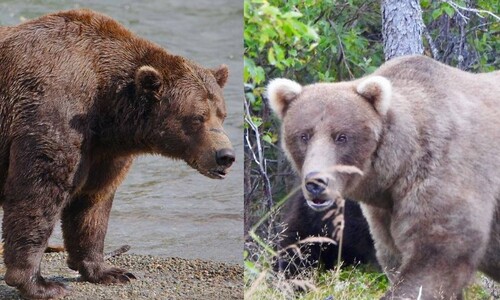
[82,266,137,284]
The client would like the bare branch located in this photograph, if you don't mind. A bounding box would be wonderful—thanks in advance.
[442,0,500,23]
[244,96,273,209]
[329,19,354,79]
[423,25,440,60]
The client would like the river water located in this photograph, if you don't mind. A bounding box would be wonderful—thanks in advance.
[0,0,243,264]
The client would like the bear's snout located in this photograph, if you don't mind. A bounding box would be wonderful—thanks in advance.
[215,148,235,167]
[303,172,335,211]
[304,172,328,197]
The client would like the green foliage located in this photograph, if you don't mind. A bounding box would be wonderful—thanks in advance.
[421,0,499,71]
[245,0,383,86]
[245,264,493,300]
[245,266,389,300]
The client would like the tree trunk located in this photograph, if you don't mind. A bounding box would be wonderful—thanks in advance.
[381,0,424,60]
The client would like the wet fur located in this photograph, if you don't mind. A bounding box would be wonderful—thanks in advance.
[0,9,232,299]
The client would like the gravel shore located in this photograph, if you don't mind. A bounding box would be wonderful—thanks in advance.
[0,252,243,299]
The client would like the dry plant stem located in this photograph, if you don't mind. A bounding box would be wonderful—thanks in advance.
[289,279,318,292]
[244,269,268,299]
[326,164,364,176]
[280,237,339,266]
[296,236,337,245]
[248,186,302,257]
[333,198,345,275]
[280,244,304,260]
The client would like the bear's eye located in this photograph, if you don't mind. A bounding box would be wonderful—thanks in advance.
[335,133,348,144]
[300,133,310,144]
[192,115,205,126]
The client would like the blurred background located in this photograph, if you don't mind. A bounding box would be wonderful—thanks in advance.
[0,0,243,264]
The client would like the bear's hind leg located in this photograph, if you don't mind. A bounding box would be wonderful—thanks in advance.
[3,138,73,299]
[62,156,135,284]
[3,204,69,299]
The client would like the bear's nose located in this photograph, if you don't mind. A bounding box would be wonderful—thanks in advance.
[304,172,329,196]
[216,148,235,167]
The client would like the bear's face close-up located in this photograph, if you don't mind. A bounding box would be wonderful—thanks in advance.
[135,63,234,179]
[267,77,391,211]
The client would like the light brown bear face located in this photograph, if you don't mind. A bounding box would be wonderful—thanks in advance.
[268,77,391,210]
[135,63,234,179]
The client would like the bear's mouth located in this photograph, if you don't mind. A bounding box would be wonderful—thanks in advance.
[307,198,334,211]
[186,159,229,179]
[208,168,227,179]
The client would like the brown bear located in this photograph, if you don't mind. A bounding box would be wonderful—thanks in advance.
[276,192,378,275]
[267,55,500,299]
[0,9,235,299]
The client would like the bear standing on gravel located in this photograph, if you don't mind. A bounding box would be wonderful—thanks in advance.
[0,9,235,299]
[268,55,500,299]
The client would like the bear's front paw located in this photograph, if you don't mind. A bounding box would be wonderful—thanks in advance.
[81,265,137,284]
[18,278,69,300]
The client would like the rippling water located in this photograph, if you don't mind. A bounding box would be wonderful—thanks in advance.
[0,0,243,264]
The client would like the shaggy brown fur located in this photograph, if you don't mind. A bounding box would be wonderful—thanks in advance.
[0,9,234,299]
[268,55,500,299]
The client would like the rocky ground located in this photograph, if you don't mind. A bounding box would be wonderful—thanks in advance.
[0,252,243,299]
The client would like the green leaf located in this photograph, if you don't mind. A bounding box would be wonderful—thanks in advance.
[244,259,259,275]
[245,92,256,105]
[251,116,263,127]
[274,43,285,61]
[282,11,303,19]
[432,8,443,20]
[267,48,276,65]
[262,134,273,144]
[443,5,455,17]
[308,42,319,51]
[261,5,280,18]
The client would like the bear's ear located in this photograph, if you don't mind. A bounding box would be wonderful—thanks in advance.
[211,65,229,88]
[266,78,302,120]
[356,76,392,116]
[135,66,163,99]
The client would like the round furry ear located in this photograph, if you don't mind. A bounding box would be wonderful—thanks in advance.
[266,78,302,119]
[211,65,229,88]
[356,76,392,115]
[135,66,163,98]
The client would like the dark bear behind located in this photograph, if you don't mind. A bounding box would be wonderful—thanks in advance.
[276,191,378,275]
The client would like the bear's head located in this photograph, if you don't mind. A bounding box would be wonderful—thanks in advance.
[133,60,234,179]
[267,76,391,210]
